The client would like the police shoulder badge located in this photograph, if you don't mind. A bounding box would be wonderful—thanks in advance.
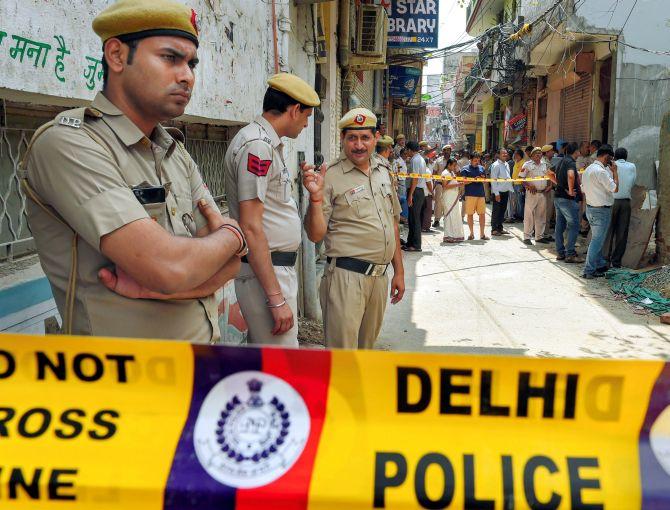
[193,371,310,488]
[247,153,272,177]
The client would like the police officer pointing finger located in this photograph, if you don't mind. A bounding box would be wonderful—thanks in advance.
[305,108,405,349]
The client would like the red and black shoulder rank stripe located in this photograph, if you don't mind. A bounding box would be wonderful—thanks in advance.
[247,153,272,177]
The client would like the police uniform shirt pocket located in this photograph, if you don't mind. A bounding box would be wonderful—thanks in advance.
[380,181,395,214]
[142,201,168,228]
[344,185,373,218]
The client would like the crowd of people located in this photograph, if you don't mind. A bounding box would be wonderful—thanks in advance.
[387,136,637,279]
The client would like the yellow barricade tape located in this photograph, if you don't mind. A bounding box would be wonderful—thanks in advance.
[392,172,551,183]
[392,166,586,184]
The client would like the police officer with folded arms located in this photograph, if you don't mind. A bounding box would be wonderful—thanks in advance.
[22,0,245,342]
[305,108,405,349]
[225,73,324,346]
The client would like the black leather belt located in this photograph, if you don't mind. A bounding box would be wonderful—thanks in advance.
[327,257,388,277]
[587,204,611,208]
[241,251,297,266]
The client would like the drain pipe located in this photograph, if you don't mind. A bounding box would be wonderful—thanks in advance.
[338,0,350,68]
[271,0,279,73]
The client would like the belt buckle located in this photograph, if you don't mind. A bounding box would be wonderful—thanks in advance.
[369,264,386,277]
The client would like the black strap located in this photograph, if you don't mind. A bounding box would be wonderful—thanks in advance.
[326,256,388,276]
[240,251,298,267]
[241,251,297,266]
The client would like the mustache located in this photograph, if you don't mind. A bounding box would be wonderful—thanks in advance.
[169,85,192,97]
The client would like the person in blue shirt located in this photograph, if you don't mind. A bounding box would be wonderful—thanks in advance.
[460,152,488,240]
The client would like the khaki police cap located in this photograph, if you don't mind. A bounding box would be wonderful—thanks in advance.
[442,144,452,151]
[267,73,320,107]
[93,0,200,47]
[338,108,377,130]
[531,147,543,155]
[396,134,406,141]
[419,140,429,147]
[377,135,394,147]
[541,144,554,152]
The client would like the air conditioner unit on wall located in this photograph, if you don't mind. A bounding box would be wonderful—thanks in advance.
[352,5,388,64]
[355,5,386,56]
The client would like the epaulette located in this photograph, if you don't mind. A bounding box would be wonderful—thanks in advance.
[54,107,103,129]
[233,124,273,157]
[19,107,104,174]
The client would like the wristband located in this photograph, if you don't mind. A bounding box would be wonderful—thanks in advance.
[218,224,248,256]
[309,196,323,204]
[266,299,286,309]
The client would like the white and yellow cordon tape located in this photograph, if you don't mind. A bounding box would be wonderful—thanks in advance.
[392,172,550,183]
[392,168,586,184]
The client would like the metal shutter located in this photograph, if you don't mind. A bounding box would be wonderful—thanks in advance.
[560,74,592,143]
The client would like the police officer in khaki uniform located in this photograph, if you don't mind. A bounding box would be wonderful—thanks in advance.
[305,108,405,349]
[376,135,396,189]
[22,0,245,342]
[224,73,323,346]
[376,136,395,163]
[394,134,406,158]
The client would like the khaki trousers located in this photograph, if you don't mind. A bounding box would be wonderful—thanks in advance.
[235,263,299,347]
[320,263,388,349]
[433,184,444,220]
[524,191,547,240]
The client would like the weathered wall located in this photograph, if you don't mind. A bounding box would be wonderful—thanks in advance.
[569,0,670,188]
[0,0,312,127]
[281,2,317,175]
[569,0,670,189]
[521,0,670,189]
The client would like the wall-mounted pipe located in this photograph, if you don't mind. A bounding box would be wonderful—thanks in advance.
[271,0,280,73]
[338,0,350,68]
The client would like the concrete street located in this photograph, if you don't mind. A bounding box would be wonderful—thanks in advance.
[379,211,670,359]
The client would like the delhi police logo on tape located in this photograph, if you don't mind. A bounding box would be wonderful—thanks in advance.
[193,370,310,488]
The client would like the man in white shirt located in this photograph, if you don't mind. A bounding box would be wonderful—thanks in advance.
[605,147,636,268]
[518,148,551,245]
[581,144,619,279]
[490,149,514,236]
